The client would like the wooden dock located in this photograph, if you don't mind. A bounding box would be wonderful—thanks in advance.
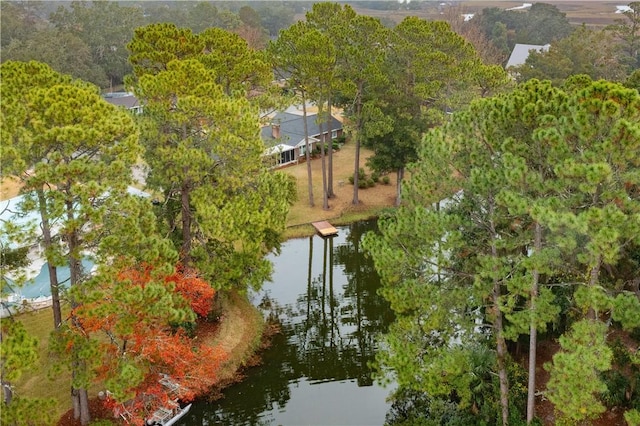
[312,221,338,237]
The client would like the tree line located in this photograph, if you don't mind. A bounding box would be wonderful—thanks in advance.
[0,0,299,89]
[3,1,639,92]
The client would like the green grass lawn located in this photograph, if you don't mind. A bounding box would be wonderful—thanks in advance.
[9,306,74,418]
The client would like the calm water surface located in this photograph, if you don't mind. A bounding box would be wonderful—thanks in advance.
[179,220,395,425]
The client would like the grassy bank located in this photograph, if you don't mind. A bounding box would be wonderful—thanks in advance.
[12,291,265,422]
[282,207,392,240]
[12,308,72,417]
[201,291,265,390]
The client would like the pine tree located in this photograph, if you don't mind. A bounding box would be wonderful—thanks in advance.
[540,78,640,423]
[1,60,143,425]
[129,28,295,290]
[269,21,337,209]
[367,17,508,206]
[365,77,640,425]
[304,3,355,198]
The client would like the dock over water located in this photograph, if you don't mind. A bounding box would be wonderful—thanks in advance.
[312,221,338,237]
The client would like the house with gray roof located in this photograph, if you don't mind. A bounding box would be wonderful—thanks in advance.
[261,111,343,167]
[505,43,550,72]
[103,92,143,114]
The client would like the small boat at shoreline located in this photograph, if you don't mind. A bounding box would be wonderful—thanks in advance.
[145,402,192,426]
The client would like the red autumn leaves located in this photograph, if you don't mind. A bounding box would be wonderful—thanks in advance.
[69,264,226,424]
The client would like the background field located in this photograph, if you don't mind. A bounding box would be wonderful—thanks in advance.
[348,1,626,28]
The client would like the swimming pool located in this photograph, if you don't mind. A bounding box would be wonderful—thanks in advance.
[1,258,94,316]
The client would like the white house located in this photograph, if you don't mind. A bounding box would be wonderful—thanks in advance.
[505,43,551,70]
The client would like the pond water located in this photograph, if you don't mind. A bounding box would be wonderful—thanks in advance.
[179,220,396,425]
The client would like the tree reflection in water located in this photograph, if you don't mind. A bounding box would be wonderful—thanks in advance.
[180,220,395,425]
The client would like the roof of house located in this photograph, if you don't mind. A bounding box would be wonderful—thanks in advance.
[505,43,550,68]
[103,92,141,109]
[261,112,343,148]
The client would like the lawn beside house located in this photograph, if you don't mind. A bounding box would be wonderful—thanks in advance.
[281,140,397,237]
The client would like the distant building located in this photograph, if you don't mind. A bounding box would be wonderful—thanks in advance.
[505,43,550,69]
[103,92,143,114]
